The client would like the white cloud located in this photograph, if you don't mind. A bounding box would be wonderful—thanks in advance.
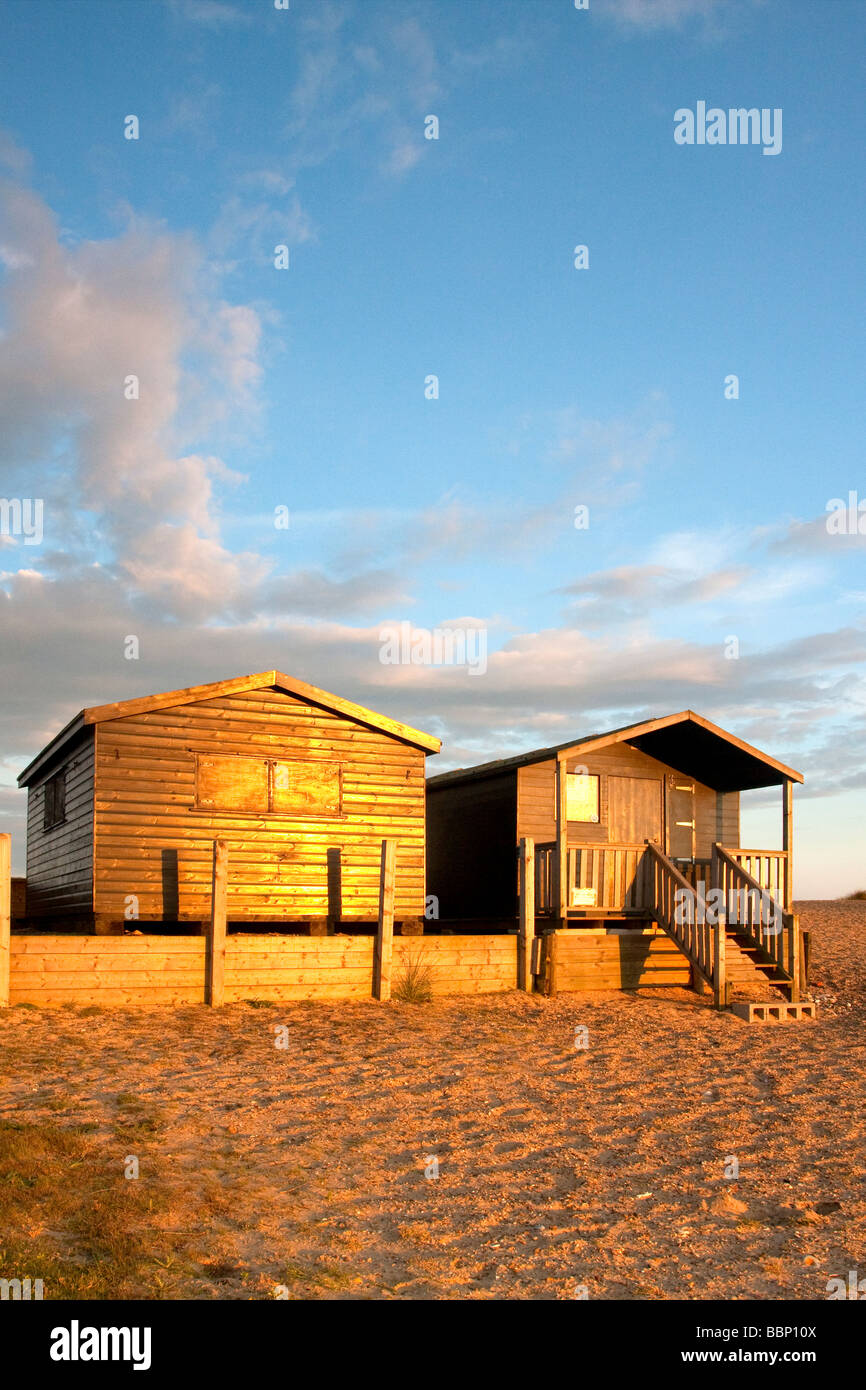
[0,177,266,616]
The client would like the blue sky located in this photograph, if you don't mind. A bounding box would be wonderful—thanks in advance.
[0,0,864,894]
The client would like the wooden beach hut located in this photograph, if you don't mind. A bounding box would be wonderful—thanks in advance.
[427,710,808,1009]
[17,671,440,934]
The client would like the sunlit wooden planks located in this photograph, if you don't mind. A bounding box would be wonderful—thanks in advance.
[93,685,430,921]
[552,931,691,991]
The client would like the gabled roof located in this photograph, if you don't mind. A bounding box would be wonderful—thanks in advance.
[425,710,803,794]
[18,671,441,785]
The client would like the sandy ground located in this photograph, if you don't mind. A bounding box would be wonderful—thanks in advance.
[1,899,864,1300]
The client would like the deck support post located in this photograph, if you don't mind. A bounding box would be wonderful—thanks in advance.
[788,912,801,1004]
[373,839,395,1001]
[555,757,568,929]
[518,836,535,991]
[781,779,794,911]
[206,839,228,1006]
[0,834,10,1008]
[799,927,810,996]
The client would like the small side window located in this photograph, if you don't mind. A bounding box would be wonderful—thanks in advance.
[44,768,67,830]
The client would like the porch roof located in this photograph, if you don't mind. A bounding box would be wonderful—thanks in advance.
[426,710,804,794]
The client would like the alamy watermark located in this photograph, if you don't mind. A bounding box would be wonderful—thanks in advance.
[1,1276,44,1300]
[379,621,487,676]
[0,498,43,544]
[825,491,866,535]
[674,103,782,156]
[675,883,781,934]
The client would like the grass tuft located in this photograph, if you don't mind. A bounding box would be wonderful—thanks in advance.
[393,945,433,1003]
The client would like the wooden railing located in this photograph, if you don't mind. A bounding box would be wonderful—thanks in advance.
[726,848,789,911]
[534,843,651,914]
[712,844,798,999]
[675,858,712,893]
[645,842,721,1002]
[535,842,557,916]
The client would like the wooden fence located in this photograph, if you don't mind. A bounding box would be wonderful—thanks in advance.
[1,839,518,1007]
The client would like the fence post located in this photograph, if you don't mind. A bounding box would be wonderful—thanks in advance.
[0,834,10,1008]
[374,839,395,1001]
[206,839,228,1006]
[518,837,535,991]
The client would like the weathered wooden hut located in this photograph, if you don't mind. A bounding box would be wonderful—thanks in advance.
[427,711,807,1007]
[17,671,440,933]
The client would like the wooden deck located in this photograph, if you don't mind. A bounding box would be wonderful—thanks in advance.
[525,838,804,1009]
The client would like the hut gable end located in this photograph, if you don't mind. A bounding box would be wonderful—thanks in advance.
[90,684,429,923]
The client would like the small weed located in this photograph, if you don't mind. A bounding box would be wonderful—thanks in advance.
[393,945,433,1004]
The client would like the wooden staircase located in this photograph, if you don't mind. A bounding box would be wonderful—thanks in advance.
[645,841,803,1011]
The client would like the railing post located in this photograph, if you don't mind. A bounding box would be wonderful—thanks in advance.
[713,916,728,1009]
[374,839,395,1001]
[518,836,535,992]
[555,759,568,928]
[206,838,228,1006]
[781,779,794,911]
[0,834,10,1008]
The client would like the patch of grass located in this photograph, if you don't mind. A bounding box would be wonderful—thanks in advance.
[393,945,434,1004]
[0,1119,187,1299]
[45,1093,74,1113]
[276,1259,357,1294]
[244,998,275,1008]
[113,1093,165,1143]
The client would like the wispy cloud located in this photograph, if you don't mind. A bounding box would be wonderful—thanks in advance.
[167,0,252,30]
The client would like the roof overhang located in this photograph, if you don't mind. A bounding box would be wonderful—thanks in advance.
[18,670,441,786]
[557,711,803,792]
[427,710,803,794]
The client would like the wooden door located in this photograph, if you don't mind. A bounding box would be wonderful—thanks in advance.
[608,776,662,845]
[667,776,696,860]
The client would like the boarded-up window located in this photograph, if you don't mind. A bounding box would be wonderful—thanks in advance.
[196,755,341,817]
[43,768,67,830]
[271,761,341,816]
[566,772,600,822]
[196,755,269,813]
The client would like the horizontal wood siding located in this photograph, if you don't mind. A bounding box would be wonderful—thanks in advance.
[24,733,94,918]
[553,929,691,990]
[426,772,517,918]
[93,688,427,922]
[517,745,740,858]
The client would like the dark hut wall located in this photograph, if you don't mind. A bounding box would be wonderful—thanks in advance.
[25,733,95,918]
[93,687,427,922]
[425,771,517,919]
[516,743,739,854]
